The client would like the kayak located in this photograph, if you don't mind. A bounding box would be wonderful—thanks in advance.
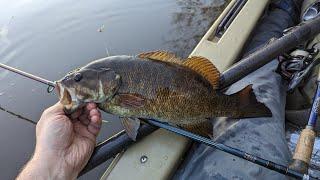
[101,0,270,179]
[98,0,320,179]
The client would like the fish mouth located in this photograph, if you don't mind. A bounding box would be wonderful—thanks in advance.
[56,82,81,114]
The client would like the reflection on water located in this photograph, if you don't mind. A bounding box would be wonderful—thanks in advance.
[0,0,228,179]
[166,0,230,58]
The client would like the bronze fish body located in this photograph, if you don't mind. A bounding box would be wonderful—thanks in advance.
[57,51,271,140]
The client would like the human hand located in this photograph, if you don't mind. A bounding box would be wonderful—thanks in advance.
[17,102,102,180]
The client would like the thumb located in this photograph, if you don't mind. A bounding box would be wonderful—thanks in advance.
[44,102,65,115]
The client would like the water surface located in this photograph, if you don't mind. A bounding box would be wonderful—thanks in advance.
[0,0,228,179]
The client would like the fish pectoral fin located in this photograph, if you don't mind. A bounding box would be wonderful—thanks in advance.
[118,93,145,108]
[121,117,141,141]
[179,120,213,137]
[137,51,183,64]
[183,56,220,89]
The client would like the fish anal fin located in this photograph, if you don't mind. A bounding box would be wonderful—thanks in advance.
[232,85,272,118]
[179,120,212,137]
[121,117,140,141]
[183,56,220,89]
[118,93,145,108]
[138,51,182,64]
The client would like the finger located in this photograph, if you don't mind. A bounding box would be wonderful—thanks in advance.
[89,109,101,118]
[88,122,101,136]
[43,102,64,116]
[91,115,102,127]
[79,104,100,126]
[79,108,91,125]
[79,114,90,125]
[88,110,102,136]
[74,121,96,143]
[70,108,83,120]
[86,103,97,111]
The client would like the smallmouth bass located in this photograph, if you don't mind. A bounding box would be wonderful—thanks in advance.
[56,51,271,140]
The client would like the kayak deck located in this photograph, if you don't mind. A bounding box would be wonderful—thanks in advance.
[101,0,270,179]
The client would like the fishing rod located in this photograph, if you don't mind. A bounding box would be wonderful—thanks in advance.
[0,62,160,174]
[289,65,320,174]
[0,63,56,92]
[219,15,320,89]
[141,119,318,179]
[2,17,320,94]
[80,14,320,176]
[2,14,320,177]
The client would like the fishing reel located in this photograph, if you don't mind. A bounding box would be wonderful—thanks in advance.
[277,43,320,92]
[302,0,320,22]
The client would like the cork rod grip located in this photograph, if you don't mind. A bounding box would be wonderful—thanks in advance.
[289,128,316,173]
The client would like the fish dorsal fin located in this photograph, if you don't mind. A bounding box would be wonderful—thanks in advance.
[183,56,220,89]
[138,51,182,64]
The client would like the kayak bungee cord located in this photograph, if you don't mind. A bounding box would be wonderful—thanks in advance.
[290,65,320,174]
[142,119,318,180]
[0,63,56,93]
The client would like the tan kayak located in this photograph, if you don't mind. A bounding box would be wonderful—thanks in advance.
[101,0,270,179]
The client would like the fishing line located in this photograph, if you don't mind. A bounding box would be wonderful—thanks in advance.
[0,105,36,125]
[0,63,55,124]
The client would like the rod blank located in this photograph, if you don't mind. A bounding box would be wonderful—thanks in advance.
[219,16,320,89]
[143,119,318,179]
[0,63,56,87]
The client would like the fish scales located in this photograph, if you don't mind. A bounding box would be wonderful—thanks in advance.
[57,52,272,139]
[91,57,231,123]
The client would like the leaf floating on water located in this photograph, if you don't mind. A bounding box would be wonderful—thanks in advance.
[102,120,109,123]
[97,25,105,32]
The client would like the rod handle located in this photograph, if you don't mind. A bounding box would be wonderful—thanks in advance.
[289,127,315,174]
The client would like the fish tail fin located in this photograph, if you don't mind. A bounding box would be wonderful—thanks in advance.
[232,85,272,118]
[180,120,213,137]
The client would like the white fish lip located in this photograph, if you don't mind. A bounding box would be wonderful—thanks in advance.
[56,82,80,113]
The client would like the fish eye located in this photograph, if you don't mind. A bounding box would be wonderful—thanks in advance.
[74,73,83,82]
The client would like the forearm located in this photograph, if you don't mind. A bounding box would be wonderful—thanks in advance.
[17,154,76,180]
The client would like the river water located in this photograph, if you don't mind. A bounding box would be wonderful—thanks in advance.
[0,0,229,179]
